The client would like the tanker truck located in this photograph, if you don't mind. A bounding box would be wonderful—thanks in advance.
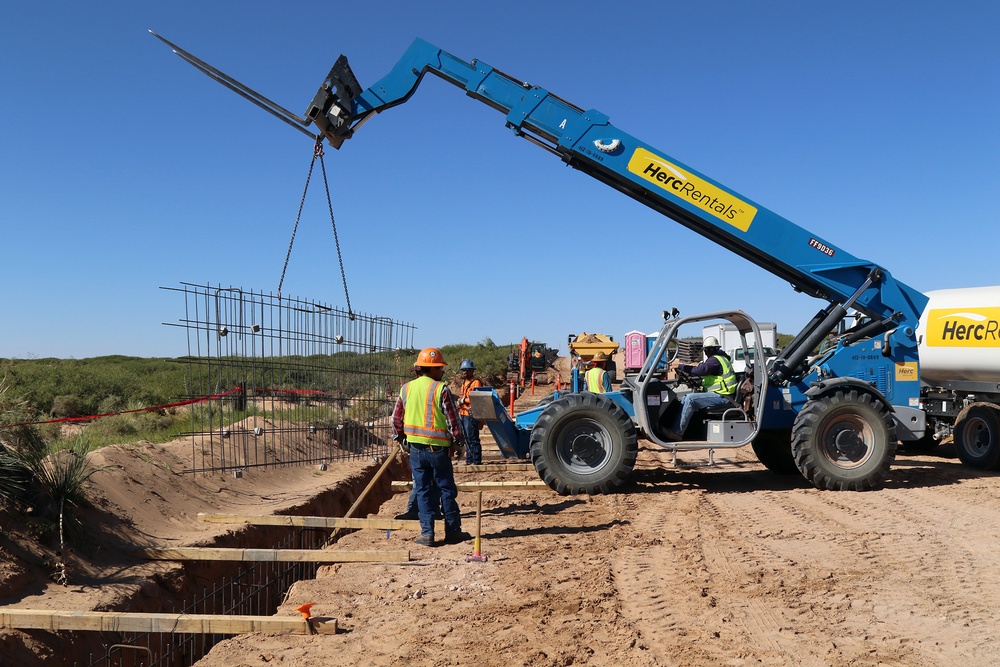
[915,286,1000,469]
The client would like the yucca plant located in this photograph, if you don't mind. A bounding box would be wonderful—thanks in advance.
[5,426,110,558]
[0,379,33,509]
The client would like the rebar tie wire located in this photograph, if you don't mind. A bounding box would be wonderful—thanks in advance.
[278,138,354,319]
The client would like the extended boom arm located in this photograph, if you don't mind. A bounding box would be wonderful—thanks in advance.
[308,38,927,363]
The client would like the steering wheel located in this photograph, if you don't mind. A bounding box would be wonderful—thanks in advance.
[674,367,701,389]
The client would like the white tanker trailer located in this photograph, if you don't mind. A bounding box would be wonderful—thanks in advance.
[915,285,1000,469]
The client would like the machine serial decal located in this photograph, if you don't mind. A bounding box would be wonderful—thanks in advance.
[627,147,756,231]
[808,238,835,257]
[926,309,1000,347]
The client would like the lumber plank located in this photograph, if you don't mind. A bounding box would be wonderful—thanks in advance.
[0,609,336,635]
[454,463,535,472]
[391,480,548,491]
[197,512,441,531]
[136,547,408,563]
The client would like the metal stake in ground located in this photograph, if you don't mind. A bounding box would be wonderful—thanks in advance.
[467,490,487,563]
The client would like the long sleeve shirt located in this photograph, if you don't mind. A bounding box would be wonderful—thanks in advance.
[392,384,465,447]
[679,356,725,377]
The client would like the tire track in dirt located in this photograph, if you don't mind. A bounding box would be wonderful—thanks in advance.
[611,450,805,666]
[616,445,934,666]
[794,479,1000,665]
[610,471,717,666]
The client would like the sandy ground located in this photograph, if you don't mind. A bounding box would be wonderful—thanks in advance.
[3,374,1000,666]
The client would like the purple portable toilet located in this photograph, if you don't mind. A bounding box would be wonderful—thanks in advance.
[624,330,647,372]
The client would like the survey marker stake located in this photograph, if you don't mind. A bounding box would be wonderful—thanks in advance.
[467,490,487,563]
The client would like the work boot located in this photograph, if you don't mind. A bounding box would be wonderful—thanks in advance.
[394,509,419,520]
[443,531,473,545]
[414,534,435,546]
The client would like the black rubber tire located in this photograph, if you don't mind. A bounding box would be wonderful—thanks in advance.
[751,430,799,475]
[954,403,1000,470]
[791,389,896,491]
[529,392,638,495]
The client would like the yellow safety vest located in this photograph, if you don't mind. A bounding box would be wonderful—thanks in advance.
[585,367,608,394]
[401,376,451,446]
[702,354,737,396]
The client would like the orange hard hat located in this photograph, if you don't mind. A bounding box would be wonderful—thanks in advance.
[415,347,447,367]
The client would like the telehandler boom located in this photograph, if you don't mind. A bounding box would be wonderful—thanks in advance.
[155,34,944,493]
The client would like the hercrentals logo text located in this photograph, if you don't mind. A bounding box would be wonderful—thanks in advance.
[926,308,1000,347]
[627,147,757,231]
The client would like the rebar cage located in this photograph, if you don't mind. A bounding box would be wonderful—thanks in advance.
[162,282,417,475]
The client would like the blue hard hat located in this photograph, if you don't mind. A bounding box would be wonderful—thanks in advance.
[460,359,475,370]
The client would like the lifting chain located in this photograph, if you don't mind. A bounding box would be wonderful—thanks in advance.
[277,138,354,319]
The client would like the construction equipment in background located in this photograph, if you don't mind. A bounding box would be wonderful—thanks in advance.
[568,332,618,369]
[507,337,558,386]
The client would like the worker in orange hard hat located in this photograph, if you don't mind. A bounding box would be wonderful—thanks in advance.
[584,352,612,394]
[391,347,471,546]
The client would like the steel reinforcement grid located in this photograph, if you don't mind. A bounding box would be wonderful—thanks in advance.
[161,282,417,475]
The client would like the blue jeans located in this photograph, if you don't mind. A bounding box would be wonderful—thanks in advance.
[409,444,462,538]
[460,415,482,464]
[405,483,439,514]
[674,392,733,435]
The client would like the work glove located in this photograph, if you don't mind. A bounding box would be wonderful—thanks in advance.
[394,434,409,454]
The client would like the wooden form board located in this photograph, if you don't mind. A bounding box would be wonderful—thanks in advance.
[455,463,535,472]
[391,480,549,491]
[137,547,408,563]
[0,609,336,635]
[198,513,440,531]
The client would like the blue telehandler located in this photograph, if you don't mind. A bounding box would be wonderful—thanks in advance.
[154,34,932,494]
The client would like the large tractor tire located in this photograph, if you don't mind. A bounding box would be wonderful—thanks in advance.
[529,392,638,495]
[954,403,1000,470]
[791,389,896,491]
[751,430,799,475]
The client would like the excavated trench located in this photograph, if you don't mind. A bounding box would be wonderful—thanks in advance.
[0,458,406,667]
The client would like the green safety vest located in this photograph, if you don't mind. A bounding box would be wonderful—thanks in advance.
[585,367,608,394]
[401,376,451,446]
[702,354,737,396]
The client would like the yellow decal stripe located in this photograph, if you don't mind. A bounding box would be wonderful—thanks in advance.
[926,308,1000,347]
[627,147,756,231]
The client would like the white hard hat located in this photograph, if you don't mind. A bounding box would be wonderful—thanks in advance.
[703,336,720,347]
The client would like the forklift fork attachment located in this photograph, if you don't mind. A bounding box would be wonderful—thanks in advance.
[149,30,319,141]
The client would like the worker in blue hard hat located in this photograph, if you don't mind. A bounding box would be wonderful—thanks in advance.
[456,359,484,465]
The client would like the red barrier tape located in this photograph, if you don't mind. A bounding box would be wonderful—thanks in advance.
[11,389,243,428]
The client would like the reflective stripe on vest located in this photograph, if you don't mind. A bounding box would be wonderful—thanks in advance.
[585,367,608,394]
[401,376,451,445]
[702,354,737,396]
[459,378,482,416]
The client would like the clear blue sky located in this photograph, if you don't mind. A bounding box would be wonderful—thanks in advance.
[2,1,998,359]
